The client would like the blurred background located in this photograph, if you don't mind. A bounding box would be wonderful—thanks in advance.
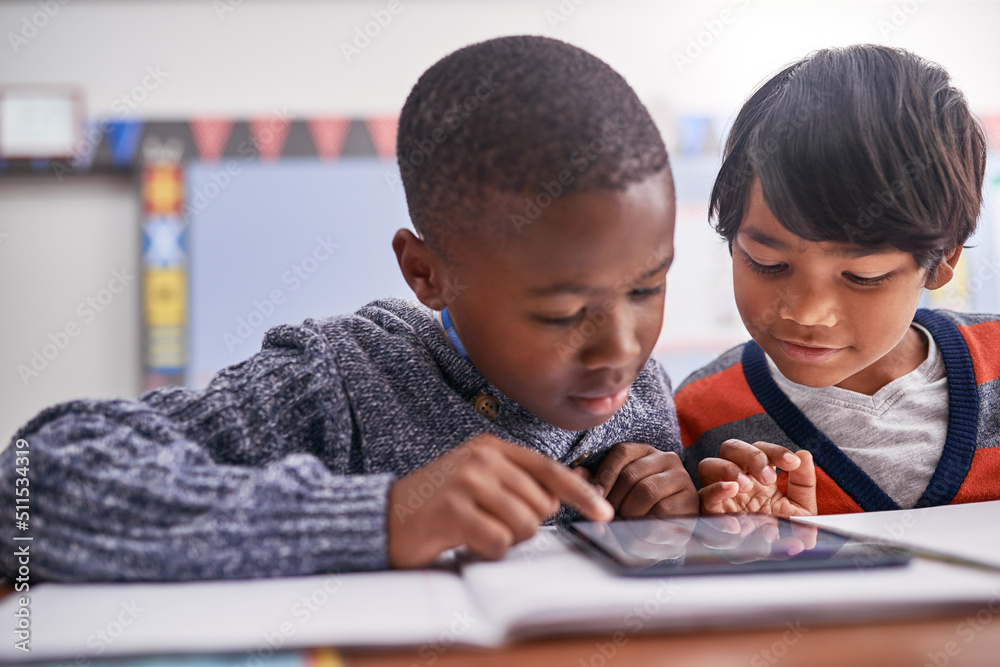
[2,0,1000,445]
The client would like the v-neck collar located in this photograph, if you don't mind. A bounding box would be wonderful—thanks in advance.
[740,309,979,510]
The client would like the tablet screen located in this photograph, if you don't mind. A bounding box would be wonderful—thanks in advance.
[560,515,910,576]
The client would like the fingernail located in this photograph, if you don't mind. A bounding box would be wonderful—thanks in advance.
[783,453,799,465]
[762,467,777,484]
[591,483,606,497]
[737,474,753,491]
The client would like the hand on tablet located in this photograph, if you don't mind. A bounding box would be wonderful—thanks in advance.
[581,442,699,517]
[697,439,817,517]
[387,434,614,568]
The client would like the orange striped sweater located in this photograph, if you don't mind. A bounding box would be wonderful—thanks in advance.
[675,309,1000,513]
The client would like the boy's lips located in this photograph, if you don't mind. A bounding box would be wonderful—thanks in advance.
[569,386,631,416]
[774,337,845,363]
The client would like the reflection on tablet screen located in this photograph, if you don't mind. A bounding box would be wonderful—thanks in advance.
[561,515,910,576]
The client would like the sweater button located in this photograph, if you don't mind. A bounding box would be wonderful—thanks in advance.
[474,394,500,420]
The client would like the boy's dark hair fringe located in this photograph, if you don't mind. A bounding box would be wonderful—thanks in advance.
[710,44,987,271]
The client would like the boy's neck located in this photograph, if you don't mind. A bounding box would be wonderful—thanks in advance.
[835,325,929,395]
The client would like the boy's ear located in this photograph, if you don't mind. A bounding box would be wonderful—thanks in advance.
[392,229,449,311]
[925,247,964,290]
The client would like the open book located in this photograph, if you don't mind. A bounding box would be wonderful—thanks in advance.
[5,513,1000,663]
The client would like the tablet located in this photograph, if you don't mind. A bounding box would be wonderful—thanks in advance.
[558,514,910,576]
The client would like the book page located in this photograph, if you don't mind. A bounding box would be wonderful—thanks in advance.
[796,500,1000,569]
[0,568,493,663]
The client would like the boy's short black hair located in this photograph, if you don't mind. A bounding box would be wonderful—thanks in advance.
[711,44,987,271]
[397,35,670,254]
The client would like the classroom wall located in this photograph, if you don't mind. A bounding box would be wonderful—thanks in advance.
[3,0,1000,444]
[0,175,142,443]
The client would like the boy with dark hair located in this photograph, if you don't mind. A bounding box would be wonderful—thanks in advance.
[1,35,695,582]
[676,44,1000,516]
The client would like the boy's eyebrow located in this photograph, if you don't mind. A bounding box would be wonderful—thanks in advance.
[529,283,598,296]
[528,255,673,296]
[740,227,885,258]
[637,254,674,279]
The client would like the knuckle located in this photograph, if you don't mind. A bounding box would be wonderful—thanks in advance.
[619,464,644,487]
[453,468,477,488]
[631,477,660,506]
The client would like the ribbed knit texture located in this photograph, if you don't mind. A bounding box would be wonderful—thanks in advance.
[1,298,680,582]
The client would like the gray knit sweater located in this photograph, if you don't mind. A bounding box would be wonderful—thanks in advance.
[1,298,680,582]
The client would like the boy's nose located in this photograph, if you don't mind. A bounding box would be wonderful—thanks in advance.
[777,283,838,327]
[579,307,642,370]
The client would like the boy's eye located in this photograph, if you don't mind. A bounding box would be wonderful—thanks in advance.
[536,310,585,326]
[742,255,787,275]
[845,272,891,286]
[629,285,664,299]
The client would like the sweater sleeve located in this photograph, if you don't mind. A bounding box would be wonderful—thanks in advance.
[0,321,393,582]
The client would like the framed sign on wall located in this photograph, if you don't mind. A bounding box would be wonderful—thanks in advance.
[0,85,84,160]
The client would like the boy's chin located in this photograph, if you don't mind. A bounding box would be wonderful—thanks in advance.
[769,357,847,389]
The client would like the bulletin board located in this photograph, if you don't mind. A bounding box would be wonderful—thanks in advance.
[2,114,998,389]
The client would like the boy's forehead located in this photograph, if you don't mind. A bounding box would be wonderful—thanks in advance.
[524,251,674,298]
[467,176,675,291]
